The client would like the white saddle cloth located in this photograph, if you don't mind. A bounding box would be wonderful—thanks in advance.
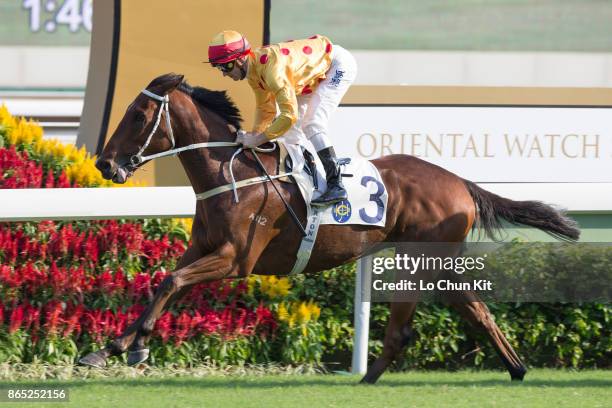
[281,140,388,227]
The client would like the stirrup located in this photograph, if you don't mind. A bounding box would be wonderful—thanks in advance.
[311,186,348,207]
[311,198,342,208]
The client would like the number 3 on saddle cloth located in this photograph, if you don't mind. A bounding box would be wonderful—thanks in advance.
[278,140,389,274]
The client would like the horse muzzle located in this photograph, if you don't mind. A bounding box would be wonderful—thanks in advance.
[95,157,133,183]
[111,167,132,184]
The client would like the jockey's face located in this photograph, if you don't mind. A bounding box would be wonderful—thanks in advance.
[217,57,247,81]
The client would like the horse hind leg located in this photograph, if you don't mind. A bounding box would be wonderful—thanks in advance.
[450,292,527,381]
[360,302,417,384]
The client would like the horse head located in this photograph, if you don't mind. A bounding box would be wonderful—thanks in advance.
[96,73,185,183]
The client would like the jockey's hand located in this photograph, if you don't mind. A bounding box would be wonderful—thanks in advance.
[236,131,268,148]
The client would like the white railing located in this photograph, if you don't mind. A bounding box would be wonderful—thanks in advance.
[1,183,610,375]
[1,183,610,222]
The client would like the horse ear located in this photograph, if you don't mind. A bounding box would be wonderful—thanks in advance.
[169,74,184,91]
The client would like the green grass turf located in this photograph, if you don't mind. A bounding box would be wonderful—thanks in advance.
[1,369,610,408]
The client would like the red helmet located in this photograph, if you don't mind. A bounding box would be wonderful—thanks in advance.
[207,30,251,64]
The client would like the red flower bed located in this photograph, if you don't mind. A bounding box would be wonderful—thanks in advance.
[0,146,70,188]
[0,219,279,363]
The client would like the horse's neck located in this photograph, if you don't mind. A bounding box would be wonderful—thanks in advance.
[174,112,236,195]
[176,128,280,198]
[172,96,279,196]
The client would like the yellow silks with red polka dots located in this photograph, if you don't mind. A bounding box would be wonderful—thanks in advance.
[247,35,333,140]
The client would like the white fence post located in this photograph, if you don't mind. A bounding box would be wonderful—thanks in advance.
[351,255,371,375]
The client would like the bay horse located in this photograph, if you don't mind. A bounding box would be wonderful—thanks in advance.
[80,73,580,383]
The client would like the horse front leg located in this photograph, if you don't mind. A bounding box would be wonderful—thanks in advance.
[123,284,192,365]
[79,243,238,368]
[124,241,212,365]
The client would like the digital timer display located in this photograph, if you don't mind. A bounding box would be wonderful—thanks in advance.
[23,0,92,33]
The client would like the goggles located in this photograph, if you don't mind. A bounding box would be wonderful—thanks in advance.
[213,60,235,73]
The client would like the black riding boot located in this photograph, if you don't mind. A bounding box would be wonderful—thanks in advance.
[311,147,348,207]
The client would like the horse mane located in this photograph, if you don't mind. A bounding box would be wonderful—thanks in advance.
[178,82,243,130]
[147,73,243,130]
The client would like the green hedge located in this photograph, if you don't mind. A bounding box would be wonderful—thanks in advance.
[297,243,611,370]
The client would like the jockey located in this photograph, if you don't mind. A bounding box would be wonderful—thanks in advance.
[206,30,357,207]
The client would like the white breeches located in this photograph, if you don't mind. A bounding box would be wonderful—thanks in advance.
[282,45,357,151]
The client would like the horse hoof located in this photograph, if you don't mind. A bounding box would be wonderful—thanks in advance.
[359,375,377,385]
[78,351,107,368]
[127,348,150,366]
[511,367,527,381]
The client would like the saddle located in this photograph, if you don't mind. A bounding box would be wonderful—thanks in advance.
[282,145,352,189]
[277,140,387,275]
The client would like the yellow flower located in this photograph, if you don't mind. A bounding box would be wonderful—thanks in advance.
[293,300,320,324]
[307,300,321,320]
[0,109,43,146]
[277,302,289,322]
[257,275,291,299]
[245,274,288,298]
[64,144,88,164]
[176,218,193,235]
[247,275,259,296]
[296,301,312,324]
[288,313,296,328]
[0,104,17,130]
[277,300,321,332]
[0,104,146,188]
[0,104,10,124]
[65,159,104,187]
[271,277,291,298]
[259,275,277,297]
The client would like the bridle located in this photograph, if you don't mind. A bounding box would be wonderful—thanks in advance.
[129,89,239,167]
[130,90,174,165]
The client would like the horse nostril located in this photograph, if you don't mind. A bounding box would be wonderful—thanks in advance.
[95,158,115,178]
[95,158,108,171]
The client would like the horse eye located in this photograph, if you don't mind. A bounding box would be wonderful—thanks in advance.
[134,112,146,124]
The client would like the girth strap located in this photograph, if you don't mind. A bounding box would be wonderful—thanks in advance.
[195,172,295,201]
[289,206,323,275]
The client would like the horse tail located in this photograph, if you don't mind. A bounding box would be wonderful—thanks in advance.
[463,180,580,242]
